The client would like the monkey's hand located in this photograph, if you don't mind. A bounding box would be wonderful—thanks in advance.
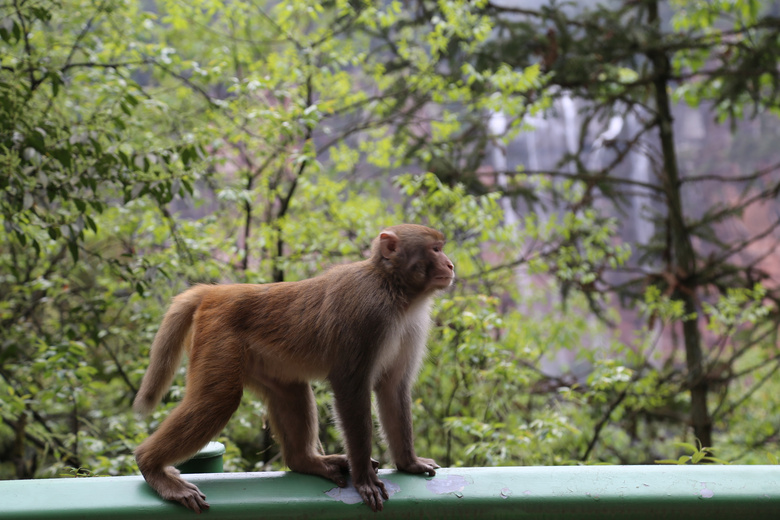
[150,467,210,514]
[397,457,440,476]
[354,473,389,512]
[171,480,210,514]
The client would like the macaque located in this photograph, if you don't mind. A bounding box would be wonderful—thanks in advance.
[133,224,454,513]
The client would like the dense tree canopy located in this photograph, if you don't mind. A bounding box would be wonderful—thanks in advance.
[1,0,779,479]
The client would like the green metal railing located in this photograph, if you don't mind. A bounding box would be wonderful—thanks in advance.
[2,449,779,519]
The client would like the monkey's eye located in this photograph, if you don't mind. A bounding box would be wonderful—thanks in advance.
[432,246,441,252]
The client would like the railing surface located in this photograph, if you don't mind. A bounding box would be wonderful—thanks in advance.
[2,465,779,519]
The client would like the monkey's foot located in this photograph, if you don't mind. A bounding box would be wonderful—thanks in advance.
[146,466,210,513]
[315,454,351,487]
[398,456,440,476]
[288,453,368,488]
[347,455,381,472]
[302,454,382,484]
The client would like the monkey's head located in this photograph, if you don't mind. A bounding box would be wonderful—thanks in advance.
[373,224,455,296]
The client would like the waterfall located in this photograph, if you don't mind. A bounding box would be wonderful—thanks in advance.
[561,93,578,174]
[489,111,519,226]
[626,113,654,247]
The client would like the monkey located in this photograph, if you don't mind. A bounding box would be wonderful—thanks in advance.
[133,224,454,513]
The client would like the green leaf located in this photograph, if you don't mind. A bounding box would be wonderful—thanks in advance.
[85,215,98,233]
[68,240,79,262]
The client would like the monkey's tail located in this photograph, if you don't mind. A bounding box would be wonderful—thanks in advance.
[133,286,207,417]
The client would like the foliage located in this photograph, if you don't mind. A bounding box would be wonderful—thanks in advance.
[1,0,779,483]
[468,0,780,462]
[0,0,208,478]
[656,441,729,466]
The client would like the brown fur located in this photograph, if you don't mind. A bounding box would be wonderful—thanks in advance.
[133,224,454,512]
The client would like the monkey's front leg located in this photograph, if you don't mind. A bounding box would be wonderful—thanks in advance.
[332,382,389,511]
[375,377,440,477]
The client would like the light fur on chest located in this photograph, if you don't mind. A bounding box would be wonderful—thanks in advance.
[372,298,433,383]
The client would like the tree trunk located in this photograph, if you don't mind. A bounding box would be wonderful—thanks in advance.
[647,0,712,448]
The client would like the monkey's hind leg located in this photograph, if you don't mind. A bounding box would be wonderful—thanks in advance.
[262,380,354,487]
[136,376,242,513]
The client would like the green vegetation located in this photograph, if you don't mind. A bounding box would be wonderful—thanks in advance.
[2,0,779,479]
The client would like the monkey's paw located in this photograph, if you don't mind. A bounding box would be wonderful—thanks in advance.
[171,482,210,514]
[155,467,210,514]
[398,456,440,476]
[354,474,389,512]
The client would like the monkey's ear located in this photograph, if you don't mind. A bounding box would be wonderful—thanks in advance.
[379,230,400,259]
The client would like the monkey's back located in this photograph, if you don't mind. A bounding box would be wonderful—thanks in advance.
[187,265,398,383]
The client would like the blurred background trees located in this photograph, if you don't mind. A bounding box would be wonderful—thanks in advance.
[1,0,779,478]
